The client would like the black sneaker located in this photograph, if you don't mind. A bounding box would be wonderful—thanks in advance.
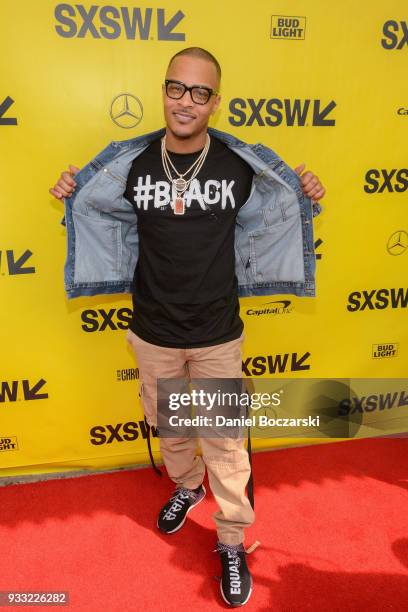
[157,484,206,534]
[215,541,253,607]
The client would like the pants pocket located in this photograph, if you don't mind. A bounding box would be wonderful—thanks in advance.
[139,381,157,427]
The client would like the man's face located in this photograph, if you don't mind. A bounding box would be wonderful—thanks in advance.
[162,55,221,140]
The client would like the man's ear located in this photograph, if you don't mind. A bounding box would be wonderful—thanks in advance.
[211,94,221,115]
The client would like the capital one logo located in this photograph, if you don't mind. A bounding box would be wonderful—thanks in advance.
[54,5,185,40]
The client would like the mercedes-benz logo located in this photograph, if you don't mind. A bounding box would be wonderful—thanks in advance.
[110,93,143,128]
[387,230,408,256]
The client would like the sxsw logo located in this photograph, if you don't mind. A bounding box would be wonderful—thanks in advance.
[81,308,132,332]
[364,169,408,193]
[372,343,399,359]
[315,238,323,259]
[54,5,185,40]
[347,288,408,312]
[271,15,306,40]
[1,379,48,403]
[0,250,35,275]
[0,437,19,452]
[0,97,17,126]
[229,98,336,127]
[381,20,408,49]
[242,352,311,375]
[90,421,158,444]
[338,390,408,415]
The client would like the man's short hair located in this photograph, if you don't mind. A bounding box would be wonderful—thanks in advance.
[167,47,221,83]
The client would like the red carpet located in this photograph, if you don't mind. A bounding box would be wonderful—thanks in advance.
[1,438,408,611]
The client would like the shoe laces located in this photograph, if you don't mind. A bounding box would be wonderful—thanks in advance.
[214,541,245,566]
[162,487,200,521]
[171,486,200,503]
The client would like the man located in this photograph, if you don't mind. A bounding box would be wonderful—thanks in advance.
[50,47,325,607]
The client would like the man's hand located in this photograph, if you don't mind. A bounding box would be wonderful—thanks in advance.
[294,163,326,203]
[49,165,80,200]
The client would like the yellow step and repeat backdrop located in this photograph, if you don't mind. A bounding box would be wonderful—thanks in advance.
[1,1,407,480]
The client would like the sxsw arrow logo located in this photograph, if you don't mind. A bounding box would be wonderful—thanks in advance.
[229,98,336,127]
[314,238,323,260]
[0,97,17,126]
[157,8,184,40]
[54,5,185,41]
[312,100,336,126]
[1,379,48,402]
[242,352,311,375]
[0,250,35,275]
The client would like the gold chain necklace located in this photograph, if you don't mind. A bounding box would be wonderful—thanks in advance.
[160,134,211,215]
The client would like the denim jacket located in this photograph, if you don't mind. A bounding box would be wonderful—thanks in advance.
[60,126,322,300]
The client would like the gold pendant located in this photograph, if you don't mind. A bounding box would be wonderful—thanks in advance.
[173,178,187,191]
[174,197,185,215]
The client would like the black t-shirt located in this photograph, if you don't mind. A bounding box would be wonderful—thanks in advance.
[123,134,254,348]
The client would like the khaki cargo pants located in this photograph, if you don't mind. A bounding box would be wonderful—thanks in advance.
[126,327,255,545]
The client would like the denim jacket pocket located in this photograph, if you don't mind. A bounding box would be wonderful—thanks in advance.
[249,215,305,283]
[262,202,286,227]
[84,166,129,213]
[72,210,122,282]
